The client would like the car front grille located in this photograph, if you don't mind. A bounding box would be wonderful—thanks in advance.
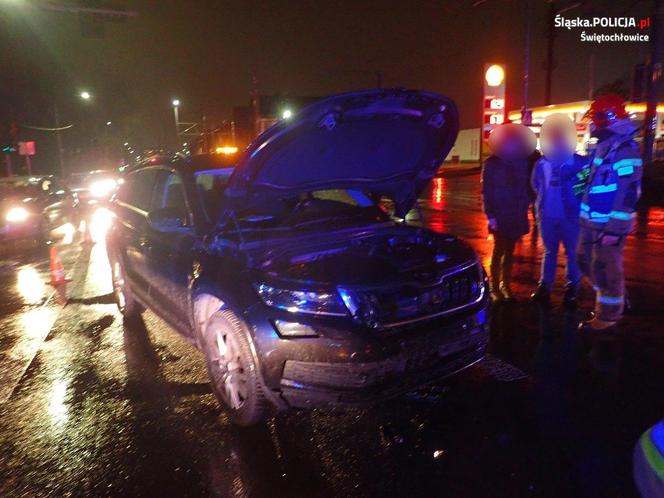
[350,263,484,328]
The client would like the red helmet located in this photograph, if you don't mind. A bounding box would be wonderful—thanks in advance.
[584,94,629,129]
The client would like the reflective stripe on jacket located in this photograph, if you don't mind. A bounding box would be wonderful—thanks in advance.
[580,136,642,235]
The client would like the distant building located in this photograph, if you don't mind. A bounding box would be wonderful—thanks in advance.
[448,100,664,163]
[447,128,481,163]
[508,100,664,157]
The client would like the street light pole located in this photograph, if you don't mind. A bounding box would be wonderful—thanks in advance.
[172,99,180,143]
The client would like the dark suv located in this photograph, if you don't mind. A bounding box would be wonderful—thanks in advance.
[106,89,489,425]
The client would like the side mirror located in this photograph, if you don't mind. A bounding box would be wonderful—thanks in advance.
[147,207,187,229]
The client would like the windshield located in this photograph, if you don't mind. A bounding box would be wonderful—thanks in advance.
[68,171,116,189]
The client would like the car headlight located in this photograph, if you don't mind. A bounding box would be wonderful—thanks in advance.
[5,206,30,223]
[89,178,117,198]
[272,319,318,337]
[254,283,348,317]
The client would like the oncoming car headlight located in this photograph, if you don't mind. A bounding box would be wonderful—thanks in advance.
[254,283,348,317]
[5,206,30,223]
[89,178,117,198]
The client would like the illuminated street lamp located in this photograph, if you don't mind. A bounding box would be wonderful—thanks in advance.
[53,90,93,176]
[282,109,293,120]
[172,99,180,140]
[106,121,112,126]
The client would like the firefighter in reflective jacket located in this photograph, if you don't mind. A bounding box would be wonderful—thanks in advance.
[577,94,642,332]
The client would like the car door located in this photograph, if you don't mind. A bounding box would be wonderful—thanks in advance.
[113,168,160,302]
[143,169,198,338]
[46,178,78,229]
[41,178,67,231]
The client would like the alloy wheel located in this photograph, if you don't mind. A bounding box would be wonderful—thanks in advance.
[112,261,127,311]
[210,327,249,410]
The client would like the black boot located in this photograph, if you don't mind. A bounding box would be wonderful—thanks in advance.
[500,282,516,301]
[578,317,618,337]
[564,283,579,308]
[623,291,633,314]
[530,283,550,302]
[490,287,505,302]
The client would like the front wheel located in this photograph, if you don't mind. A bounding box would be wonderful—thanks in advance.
[111,258,142,319]
[202,309,269,426]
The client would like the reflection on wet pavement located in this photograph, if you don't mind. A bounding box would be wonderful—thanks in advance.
[0,176,661,497]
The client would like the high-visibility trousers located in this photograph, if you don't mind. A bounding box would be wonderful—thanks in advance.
[577,226,626,322]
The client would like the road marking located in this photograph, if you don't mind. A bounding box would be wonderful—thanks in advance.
[0,246,87,403]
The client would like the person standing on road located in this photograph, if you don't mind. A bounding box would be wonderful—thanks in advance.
[482,123,537,301]
[530,113,587,306]
[577,94,642,333]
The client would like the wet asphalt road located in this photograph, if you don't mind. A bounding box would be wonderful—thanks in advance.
[0,172,663,498]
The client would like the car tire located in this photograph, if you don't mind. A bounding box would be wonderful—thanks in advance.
[111,258,142,319]
[202,309,269,426]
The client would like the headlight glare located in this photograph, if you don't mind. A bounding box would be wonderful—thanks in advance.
[89,178,117,198]
[5,206,30,223]
[255,283,348,316]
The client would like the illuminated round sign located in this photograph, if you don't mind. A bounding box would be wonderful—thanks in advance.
[485,65,505,87]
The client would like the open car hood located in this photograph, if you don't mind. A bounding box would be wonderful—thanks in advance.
[224,89,459,217]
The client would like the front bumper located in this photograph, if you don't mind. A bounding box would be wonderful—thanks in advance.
[281,335,486,408]
[246,302,489,409]
[0,220,41,243]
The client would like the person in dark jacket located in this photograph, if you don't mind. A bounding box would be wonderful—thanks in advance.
[530,113,587,306]
[482,123,537,301]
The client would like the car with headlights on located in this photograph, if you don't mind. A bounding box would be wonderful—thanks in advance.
[67,169,120,206]
[106,89,489,426]
[0,175,79,246]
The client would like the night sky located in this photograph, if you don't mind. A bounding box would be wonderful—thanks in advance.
[0,0,659,171]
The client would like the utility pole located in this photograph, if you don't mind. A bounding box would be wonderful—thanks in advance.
[521,0,532,123]
[588,53,595,100]
[54,102,65,177]
[5,153,12,177]
[251,70,259,139]
[544,1,582,106]
[544,1,557,105]
[643,0,663,170]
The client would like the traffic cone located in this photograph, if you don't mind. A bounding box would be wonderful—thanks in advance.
[81,219,94,245]
[49,245,71,304]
